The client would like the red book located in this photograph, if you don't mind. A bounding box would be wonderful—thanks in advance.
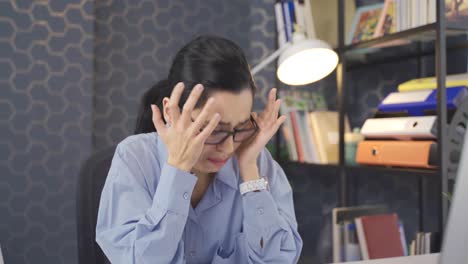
[289,111,304,162]
[355,213,405,259]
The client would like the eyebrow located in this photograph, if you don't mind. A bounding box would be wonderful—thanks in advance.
[205,117,250,127]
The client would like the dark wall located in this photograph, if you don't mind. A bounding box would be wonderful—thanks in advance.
[0,0,93,263]
[0,0,277,263]
[92,0,277,150]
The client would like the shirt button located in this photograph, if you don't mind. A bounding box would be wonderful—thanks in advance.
[257,208,264,215]
[183,192,189,200]
[189,250,196,257]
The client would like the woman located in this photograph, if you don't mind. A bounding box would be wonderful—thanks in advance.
[96,35,303,263]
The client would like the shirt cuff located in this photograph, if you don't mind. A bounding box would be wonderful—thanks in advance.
[151,162,198,216]
[241,190,287,232]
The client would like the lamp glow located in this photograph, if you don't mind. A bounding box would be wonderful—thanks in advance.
[277,38,339,85]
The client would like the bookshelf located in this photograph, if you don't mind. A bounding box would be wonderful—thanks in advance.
[276,0,468,245]
[334,0,464,237]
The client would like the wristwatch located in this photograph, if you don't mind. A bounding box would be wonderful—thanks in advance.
[239,177,268,195]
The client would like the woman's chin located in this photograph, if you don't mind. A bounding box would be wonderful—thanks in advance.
[194,160,225,173]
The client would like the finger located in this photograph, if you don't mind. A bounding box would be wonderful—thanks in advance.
[168,82,185,123]
[264,88,277,115]
[180,84,204,124]
[190,97,216,134]
[270,99,281,120]
[251,112,258,120]
[196,113,221,141]
[275,115,287,129]
[151,104,167,134]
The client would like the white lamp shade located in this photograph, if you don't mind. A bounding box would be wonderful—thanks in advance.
[277,38,339,86]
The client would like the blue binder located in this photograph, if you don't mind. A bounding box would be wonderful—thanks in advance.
[378,86,468,116]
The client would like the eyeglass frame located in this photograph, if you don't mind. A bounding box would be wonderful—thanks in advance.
[192,115,259,145]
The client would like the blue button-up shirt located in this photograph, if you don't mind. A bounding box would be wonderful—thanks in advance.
[96,133,303,263]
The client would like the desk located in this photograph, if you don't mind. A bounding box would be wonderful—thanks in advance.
[333,253,439,264]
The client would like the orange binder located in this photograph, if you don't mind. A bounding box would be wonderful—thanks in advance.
[356,140,437,168]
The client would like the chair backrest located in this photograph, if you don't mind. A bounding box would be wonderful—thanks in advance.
[76,146,116,264]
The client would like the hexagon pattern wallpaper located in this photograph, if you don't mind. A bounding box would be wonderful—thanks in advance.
[0,0,463,263]
[1,0,94,263]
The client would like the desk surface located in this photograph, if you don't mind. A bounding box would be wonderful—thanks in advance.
[333,253,439,264]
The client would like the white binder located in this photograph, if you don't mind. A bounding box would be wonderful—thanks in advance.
[361,116,437,140]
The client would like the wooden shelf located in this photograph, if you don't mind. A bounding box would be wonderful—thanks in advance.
[280,161,437,178]
[340,23,468,68]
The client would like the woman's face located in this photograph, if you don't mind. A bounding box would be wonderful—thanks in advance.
[191,88,254,173]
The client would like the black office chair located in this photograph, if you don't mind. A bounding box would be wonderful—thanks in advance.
[76,146,116,264]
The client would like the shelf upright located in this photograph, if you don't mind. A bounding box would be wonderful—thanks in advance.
[435,0,449,232]
[337,0,347,208]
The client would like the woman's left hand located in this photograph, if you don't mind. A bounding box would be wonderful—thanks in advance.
[236,88,286,181]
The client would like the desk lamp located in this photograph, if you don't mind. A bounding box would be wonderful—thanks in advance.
[251,30,339,85]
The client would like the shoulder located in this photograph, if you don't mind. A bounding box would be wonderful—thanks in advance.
[113,132,164,163]
[116,132,159,155]
[112,132,164,175]
[107,133,164,191]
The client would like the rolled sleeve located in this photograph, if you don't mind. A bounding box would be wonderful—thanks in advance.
[151,163,198,216]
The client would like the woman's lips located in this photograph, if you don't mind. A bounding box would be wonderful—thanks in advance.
[208,158,229,166]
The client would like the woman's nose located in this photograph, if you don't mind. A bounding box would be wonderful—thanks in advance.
[216,135,234,153]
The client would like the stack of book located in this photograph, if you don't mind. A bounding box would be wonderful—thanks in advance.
[408,232,440,256]
[274,0,316,48]
[279,90,350,164]
[356,73,468,169]
[348,0,468,44]
[332,206,407,262]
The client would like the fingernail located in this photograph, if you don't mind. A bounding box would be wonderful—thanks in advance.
[214,113,220,119]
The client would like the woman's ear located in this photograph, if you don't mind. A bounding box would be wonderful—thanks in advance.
[162,97,171,125]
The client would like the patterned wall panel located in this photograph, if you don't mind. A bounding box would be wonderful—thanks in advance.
[93,0,277,150]
[0,0,93,263]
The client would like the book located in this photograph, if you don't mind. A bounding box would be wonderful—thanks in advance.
[398,73,468,92]
[297,111,320,163]
[374,0,397,38]
[307,0,356,48]
[309,111,350,164]
[279,91,326,162]
[343,222,362,261]
[355,213,405,260]
[445,0,468,28]
[332,205,389,262]
[289,111,305,162]
[274,2,287,47]
[348,3,384,44]
[282,1,293,42]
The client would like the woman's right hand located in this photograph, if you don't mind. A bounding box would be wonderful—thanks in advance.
[151,82,220,172]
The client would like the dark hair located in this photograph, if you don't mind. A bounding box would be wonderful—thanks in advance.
[135,35,257,134]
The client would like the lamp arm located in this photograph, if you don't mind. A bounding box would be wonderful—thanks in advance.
[250,42,292,75]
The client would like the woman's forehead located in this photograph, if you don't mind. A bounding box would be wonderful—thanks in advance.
[193,89,253,125]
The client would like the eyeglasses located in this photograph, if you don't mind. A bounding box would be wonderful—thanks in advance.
[194,115,258,145]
